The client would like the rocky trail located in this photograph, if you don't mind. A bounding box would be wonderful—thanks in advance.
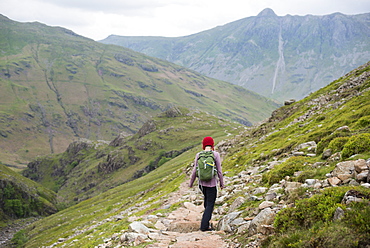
[99,156,370,248]
[3,155,369,247]
[117,180,239,248]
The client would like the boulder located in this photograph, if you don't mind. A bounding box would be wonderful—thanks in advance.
[129,221,150,235]
[333,207,345,221]
[265,192,277,201]
[336,126,350,132]
[253,187,267,194]
[356,171,369,182]
[305,179,316,185]
[217,211,242,232]
[259,201,274,210]
[292,151,305,156]
[337,174,353,181]
[228,196,245,213]
[284,182,302,193]
[237,222,251,234]
[295,141,317,152]
[328,177,341,186]
[284,99,296,105]
[248,208,276,236]
[331,161,355,177]
[121,232,147,246]
[328,152,341,162]
[342,190,369,204]
[322,149,332,159]
[354,159,368,173]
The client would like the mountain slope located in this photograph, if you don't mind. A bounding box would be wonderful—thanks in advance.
[100,9,370,102]
[22,107,245,206]
[15,62,370,247]
[0,14,279,167]
[0,163,58,223]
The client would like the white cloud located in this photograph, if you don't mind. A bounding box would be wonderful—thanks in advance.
[36,0,187,16]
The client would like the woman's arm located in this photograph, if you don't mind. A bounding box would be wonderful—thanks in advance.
[189,153,199,187]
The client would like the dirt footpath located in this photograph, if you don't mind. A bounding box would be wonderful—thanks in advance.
[143,181,237,248]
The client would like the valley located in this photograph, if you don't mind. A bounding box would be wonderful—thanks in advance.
[1,61,369,247]
[0,11,369,248]
[0,14,278,167]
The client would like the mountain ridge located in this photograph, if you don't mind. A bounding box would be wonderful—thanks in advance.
[100,9,370,102]
[0,15,278,167]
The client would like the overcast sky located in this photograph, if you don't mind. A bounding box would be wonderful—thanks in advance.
[1,0,369,41]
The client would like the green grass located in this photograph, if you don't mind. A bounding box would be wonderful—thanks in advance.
[268,186,370,248]
[2,18,370,247]
[0,16,279,167]
[220,62,370,248]
[20,107,244,207]
[9,106,244,247]
[0,163,58,226]
[21,147,196,247]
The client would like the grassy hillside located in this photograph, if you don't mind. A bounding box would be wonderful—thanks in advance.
[22,107,245,206]
[0,14,279,168]
[221,61,370,173]
[10,107,244,247]
[219,61,370,246]
[0,163,58,226]
[13,62,369,247]
[15,151,192,247]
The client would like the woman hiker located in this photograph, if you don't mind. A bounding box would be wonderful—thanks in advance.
[189,136,225,231]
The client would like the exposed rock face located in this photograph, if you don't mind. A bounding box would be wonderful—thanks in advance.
[160,106,184,118]
[109,132,131,147]
[137,120,156,138]
[23,159,43,181]
[98,151,127,174]
[66,139,95,155]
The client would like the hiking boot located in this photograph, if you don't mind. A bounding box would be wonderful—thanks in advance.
[200,224,215,231]
[200,228,214,231]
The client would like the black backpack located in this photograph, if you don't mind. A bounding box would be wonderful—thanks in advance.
[196,151,217,181]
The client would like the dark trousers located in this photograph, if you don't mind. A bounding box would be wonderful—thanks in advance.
[199,185,217,230]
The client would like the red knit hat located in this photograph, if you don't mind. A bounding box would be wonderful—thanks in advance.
[202,136,214,150]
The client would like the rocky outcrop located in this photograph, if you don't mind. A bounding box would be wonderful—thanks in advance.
[65,139,95,156]
[137,120,156,138]
[114,53,134,66]
[138,63,158,72]
[109,132,131,147]
[327,159,370,186]
[98,151,127,174]
[160,106,184,118]
[113,90,162,110]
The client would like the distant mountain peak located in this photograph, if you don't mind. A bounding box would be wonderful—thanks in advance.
[100,11,370,103]
[257,8,277,17]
